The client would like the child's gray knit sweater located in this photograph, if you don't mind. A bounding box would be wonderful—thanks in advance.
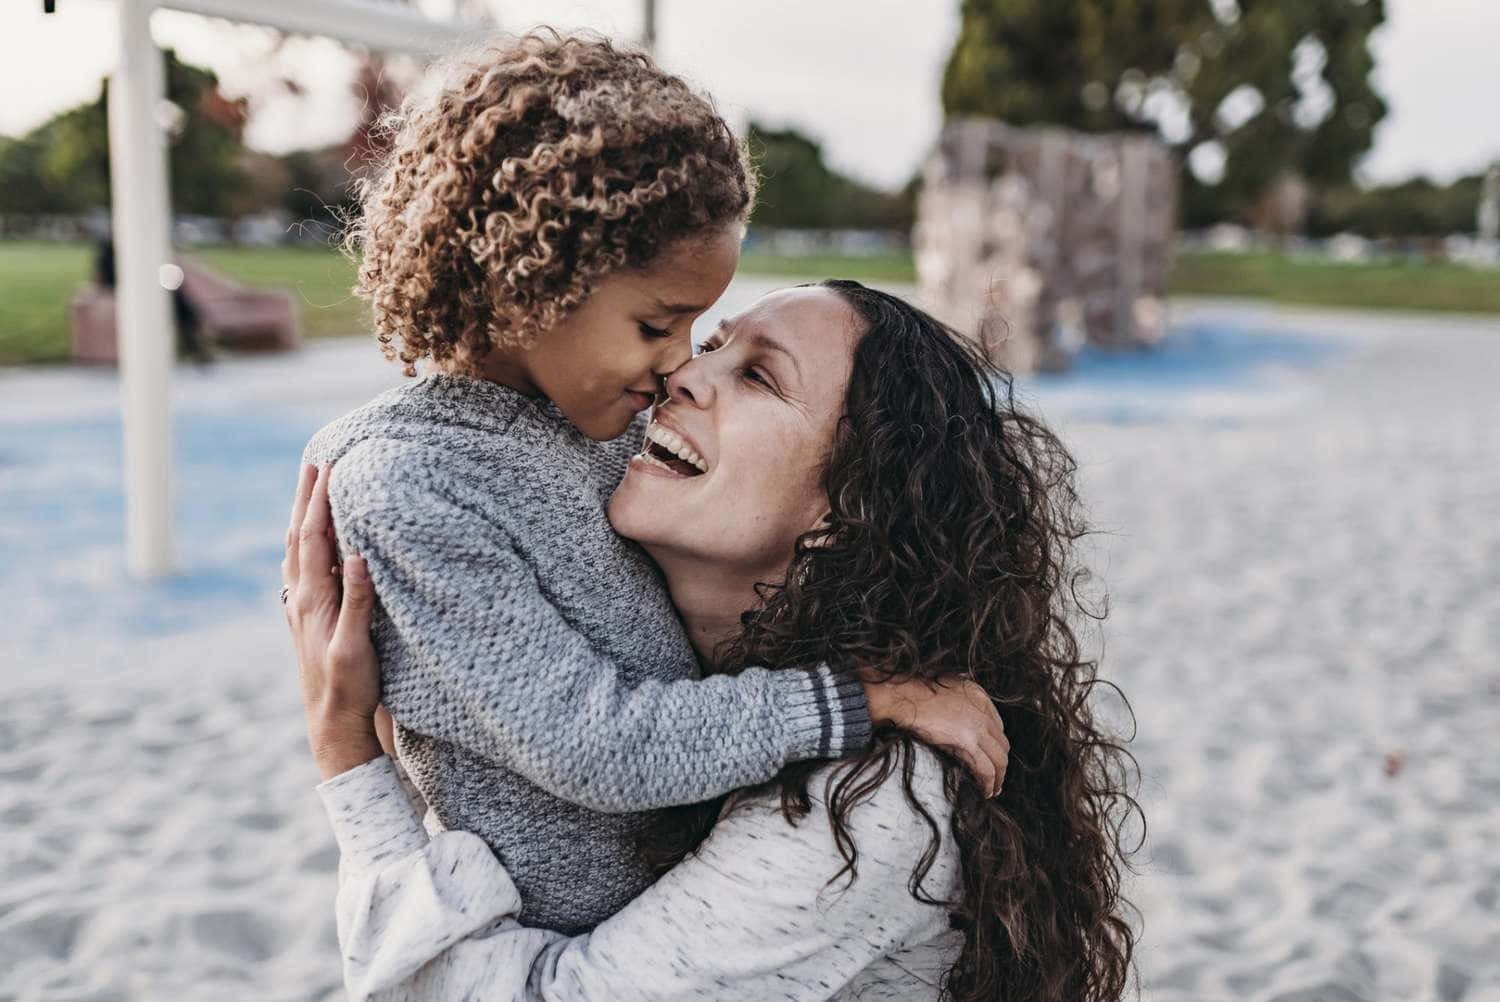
[303,373,871,932]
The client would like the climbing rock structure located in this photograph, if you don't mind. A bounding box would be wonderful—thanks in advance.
[915,118,1178,373]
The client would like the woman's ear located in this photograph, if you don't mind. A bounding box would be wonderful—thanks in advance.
[803,510,835,548]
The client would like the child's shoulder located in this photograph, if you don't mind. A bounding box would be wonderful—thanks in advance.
[305,375,533,464]
[304,377,616,509]
[302,384,476,502]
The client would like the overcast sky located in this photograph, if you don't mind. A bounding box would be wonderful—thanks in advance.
[2,0,1497,191]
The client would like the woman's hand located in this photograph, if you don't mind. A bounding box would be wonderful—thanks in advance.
[862,674,1009,796]
[283,463,385,781]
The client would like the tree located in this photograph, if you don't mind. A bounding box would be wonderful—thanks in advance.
[0,49,251,218]
[941,0,1387,225]
[165,50,253,217]
[0,134,58,215]
[748,122,913,231]
[1307,173,1487,238]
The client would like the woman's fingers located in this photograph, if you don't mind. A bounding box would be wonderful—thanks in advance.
[282,463,317,590]
[966,731,1006,797]
[989,714,1009,784]
[296,465,340,619]
[330,556,375,659]
[319,557,384,731]
[987,733,1009,797]
[961,745,999,799]
[373,705,399,761]
[956,680,1007,796]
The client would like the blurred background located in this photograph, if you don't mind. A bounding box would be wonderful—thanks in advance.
[1,2,1497,1000]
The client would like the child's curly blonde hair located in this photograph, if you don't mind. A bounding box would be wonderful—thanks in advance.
[348,30,756,375]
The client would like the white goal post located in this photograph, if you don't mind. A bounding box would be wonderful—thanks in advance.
[102,0,473,578]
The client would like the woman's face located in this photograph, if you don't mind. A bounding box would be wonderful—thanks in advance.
[607,286,861,579]
[520,227,741,441]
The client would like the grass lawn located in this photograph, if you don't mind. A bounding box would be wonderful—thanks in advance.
[188,244,364,341]
[1169,250,1500,314]
[0,241,365,365]
[737,250,918,284]
[738,248,1500,314]
[0,241,93,365]
[4,241,1496,365]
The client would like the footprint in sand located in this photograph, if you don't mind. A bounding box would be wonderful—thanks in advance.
[0,905,84,962]
[191,909,280,963]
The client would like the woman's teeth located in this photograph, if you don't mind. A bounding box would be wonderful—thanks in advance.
[637,451,679,473]
[642,423,707,473]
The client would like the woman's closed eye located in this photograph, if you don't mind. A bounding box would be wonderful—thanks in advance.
[638,321,671,340]
[698,339,778,393]
[742,366,775,391]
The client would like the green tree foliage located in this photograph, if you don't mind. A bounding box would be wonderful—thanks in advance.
[0,49,250,217]
[748,122,913,231]
[0,135,59,215]
[1307,174,1487,238]
[942,0,1387,225]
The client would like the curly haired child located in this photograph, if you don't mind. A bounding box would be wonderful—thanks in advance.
[299,30,1003,933]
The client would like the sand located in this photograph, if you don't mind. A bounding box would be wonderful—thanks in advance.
[2,283,1497,1001]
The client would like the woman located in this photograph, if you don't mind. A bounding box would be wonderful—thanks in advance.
[302,31,1007,936]
[287,282,1140,1001]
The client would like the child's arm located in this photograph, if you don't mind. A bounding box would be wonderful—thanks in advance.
[328,443,872,812]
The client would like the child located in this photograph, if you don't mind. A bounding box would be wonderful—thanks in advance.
[303,31,1001,933]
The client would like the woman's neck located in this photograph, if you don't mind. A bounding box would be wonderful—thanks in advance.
[646,548,785,669]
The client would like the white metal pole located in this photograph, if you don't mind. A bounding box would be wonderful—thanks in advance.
[157,0,471,53]
[100,0,469,580]
[109,0,176,578]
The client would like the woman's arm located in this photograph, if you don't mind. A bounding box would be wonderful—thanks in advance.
[318,751,959,1002]
[286,480,967,1001]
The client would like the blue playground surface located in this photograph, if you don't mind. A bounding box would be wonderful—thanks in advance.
[0,292,1344,688]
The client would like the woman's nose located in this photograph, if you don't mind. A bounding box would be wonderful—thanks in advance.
[664,353,713,408]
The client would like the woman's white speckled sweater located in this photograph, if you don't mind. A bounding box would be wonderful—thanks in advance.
[303,373,872,932]
[319,748,963,1001]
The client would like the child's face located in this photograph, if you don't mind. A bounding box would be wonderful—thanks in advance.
[521,227,741,441]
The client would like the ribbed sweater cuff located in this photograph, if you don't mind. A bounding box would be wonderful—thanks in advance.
[820,665,874,756]
[317,755,430,873]
[779,664,873,760]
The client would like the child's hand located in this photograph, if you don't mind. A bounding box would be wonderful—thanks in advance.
[283,463,384,780]
[862,673,1009,796]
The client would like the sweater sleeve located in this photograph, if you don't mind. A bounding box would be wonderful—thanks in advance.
[320,752,959,1002]
[328,440,872,813]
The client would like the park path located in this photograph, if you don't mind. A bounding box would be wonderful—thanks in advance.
[1,286,1497,1001]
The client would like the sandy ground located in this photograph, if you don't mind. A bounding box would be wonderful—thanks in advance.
[1,282,1497,1001]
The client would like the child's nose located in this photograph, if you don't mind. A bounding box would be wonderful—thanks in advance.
[654,333,693,378]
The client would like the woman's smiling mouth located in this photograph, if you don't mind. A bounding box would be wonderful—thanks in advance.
[635,420,707,477]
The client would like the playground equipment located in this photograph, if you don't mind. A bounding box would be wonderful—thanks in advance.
[916,118,1178,374]
[47,0,475,577]
[71,260,300,363]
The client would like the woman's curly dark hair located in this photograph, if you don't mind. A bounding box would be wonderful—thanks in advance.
[649,280,1142,1002]
[347,30,755,375]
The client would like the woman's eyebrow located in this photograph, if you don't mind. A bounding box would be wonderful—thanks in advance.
[745,330,801,380]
